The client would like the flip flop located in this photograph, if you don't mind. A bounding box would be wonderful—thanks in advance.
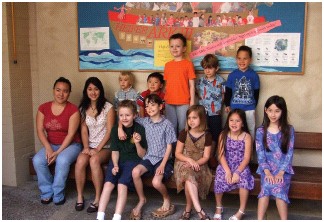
[152,204,175,218]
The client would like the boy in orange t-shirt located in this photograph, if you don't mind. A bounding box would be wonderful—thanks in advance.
[164,33,196,134]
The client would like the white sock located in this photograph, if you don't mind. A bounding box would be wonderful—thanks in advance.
[112,213,121,220]
[96,212,105,220]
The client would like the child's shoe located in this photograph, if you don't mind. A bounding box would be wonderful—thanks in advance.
[96,212,105,220]
[229,209,245,220]
[112,213,121,220]
[213,206,223,220]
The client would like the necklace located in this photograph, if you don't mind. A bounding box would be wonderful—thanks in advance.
[90,106,96,113]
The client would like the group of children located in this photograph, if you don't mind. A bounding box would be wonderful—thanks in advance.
[79,33,295,220]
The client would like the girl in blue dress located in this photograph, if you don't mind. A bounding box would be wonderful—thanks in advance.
[256,95,295,220]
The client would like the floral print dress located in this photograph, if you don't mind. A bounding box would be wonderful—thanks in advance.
[214,134,254,193]
[255,126,295,204]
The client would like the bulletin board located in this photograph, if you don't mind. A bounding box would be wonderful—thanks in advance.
[78,2,307,74]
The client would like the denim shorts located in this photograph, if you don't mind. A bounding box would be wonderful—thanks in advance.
[105,160,139,190]
[140,158,174,182]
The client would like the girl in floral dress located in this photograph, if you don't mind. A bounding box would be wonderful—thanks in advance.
[174,105,213,220]
[256,95,295,220]
[214,109,254,220]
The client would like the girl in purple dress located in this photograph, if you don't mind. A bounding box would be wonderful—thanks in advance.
[214,109,254,220]
[256,95,294,220]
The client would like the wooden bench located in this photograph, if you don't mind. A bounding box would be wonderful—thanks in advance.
[29,132,322,200]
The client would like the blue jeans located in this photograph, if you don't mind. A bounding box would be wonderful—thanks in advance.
[165,104,189,134]
[32,143,81,203]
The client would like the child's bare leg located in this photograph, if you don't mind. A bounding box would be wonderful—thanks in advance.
[97,182,115,219]
[257,196,270,220]
[152,174,171,210]
[114,184,128,216]
[185,181,202,212]
[232,188,249,219]
[215,193,223,214]
[186,181,210,219]
[131,165,148,215]
[184,183,193,212]
[275,198,288,220]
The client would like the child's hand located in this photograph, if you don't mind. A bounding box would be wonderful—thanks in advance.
[190,99,195,107]
[274,171,284,184]
[155,165,165,175]
[112,165,119,176]
[187,159,200,171]
[183,162,191,168]
[265,171,275,184]
[118,127,127,140]
[132,132,141,143]
[231,172,240,184]
[225,171,232,184]
[225,106,231,113]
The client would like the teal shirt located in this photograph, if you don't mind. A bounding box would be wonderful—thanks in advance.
[110,122,147,162]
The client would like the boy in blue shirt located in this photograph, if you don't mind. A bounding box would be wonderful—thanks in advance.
[196,54,225,156]
[224,45,260,140]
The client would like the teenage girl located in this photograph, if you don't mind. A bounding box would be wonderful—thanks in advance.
[214,109,254,220]
[256,95,295,220]
[174,105,212,220]
[75,77,115,213]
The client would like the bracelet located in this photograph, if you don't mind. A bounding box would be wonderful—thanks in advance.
[234,170,241,176]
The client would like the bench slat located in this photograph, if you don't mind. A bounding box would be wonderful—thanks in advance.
[294,132,322,150]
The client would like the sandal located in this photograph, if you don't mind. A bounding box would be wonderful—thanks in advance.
[86,202,98,213]
[41,197,53,204]
[129,209,141,220]
[179,209,192,220]
[75,196,84,211]
[213,206,223,220]
[197,208,210,220]
[152,204,175,218]
[229,209,245,220]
